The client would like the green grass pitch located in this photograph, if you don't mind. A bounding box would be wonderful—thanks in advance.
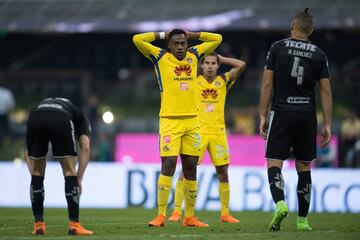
[0,208,359,239]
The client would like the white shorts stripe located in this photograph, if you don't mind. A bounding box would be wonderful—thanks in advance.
[29,156,46,160]
[265,111,275,152]
[70,120,77,152]
[53,155,78,159]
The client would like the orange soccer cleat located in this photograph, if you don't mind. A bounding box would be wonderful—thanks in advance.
[32,221,46,235]
[148,214,166,227]
[68,221,94,235]
[220,214,240,223]
[168,211,182,222]
[182,216,209,227]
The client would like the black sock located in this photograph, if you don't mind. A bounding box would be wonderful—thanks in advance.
[297,171,312,217]
[65,176,80,222]
[268,167,285,203]
[30,175,45,222]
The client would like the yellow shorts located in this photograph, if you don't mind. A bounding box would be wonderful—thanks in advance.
[198,133,230,166]
[159,116,201,157]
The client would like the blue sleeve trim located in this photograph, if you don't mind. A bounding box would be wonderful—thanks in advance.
[149,55,163,92]
[188,47,200,59]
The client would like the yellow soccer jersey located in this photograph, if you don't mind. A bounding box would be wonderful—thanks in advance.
[197,72,236,134]
[133,32,222,117]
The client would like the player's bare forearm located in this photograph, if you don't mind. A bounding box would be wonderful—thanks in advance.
[77,135,90,181]
[260,70,274,119]
[219,55,246,80]
[78,151,89,181]
[260,86,272,118]
[154,32,169,40]
[320,78,333,128]
[153,32,160,40]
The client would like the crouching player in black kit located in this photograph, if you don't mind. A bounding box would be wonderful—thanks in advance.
[259,9,332,231]
[26,98,93,235]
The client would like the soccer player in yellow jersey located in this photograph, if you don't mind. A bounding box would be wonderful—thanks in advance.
[168,52,246,223]
[133,29,222,227]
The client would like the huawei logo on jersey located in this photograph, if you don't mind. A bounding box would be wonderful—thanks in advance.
[174,65,191,76]
[202,89,218,99]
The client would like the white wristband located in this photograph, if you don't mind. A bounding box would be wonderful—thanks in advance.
[159,32,165,39]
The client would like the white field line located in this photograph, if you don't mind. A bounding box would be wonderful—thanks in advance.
[0,229,340,240]
[0,222,144,230]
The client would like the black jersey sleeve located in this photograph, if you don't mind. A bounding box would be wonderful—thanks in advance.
[319,54,330,79]
[74,108,91,138]
[264,43,278,70]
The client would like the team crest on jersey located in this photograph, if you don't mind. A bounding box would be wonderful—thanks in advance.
[214,81,221,87]
[163,135,171,144]
[185,57,193,64]
[162,146,170,152]
[174,65,191,76]
[202,89,218,99]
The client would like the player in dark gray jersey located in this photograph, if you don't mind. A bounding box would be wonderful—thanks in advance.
[259,9,332,232]
[264,37,330,112]
[26,98,93,235]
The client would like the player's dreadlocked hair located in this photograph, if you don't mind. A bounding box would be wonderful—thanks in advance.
[292,8,313,35]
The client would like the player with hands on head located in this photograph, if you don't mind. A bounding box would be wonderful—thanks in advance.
[169,52,246,223]
[133,29,222,227]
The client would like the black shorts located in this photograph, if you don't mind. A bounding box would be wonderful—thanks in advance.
[265,111,317,161]
[26,110,77,159]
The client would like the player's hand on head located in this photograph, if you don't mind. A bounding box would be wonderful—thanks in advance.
[259,117,269,140]
[165,31,170,41]
[320,126,331,148]
[217,54,224,62]
[184,30,197,40]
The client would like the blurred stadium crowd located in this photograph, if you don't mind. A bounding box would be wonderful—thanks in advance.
[0,1,359,168]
